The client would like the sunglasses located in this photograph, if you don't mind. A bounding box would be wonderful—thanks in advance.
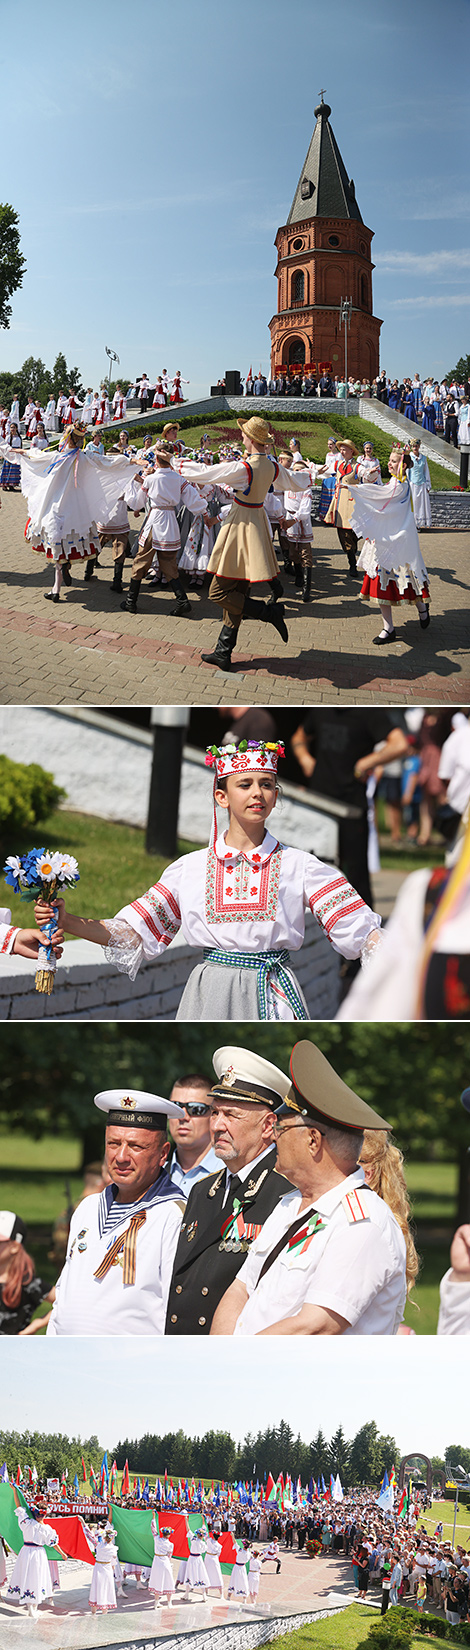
[178,1102,210,1117]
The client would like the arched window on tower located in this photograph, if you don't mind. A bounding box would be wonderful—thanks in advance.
[292,270,305,306]
[360,274,369,311]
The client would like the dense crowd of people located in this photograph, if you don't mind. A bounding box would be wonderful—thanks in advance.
[1,1475,469,1624]
[241,368,470,445]
[0,370,189,453]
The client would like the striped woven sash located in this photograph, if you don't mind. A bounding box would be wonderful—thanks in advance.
[93,1211,147,1288]
[202,947,307,1020]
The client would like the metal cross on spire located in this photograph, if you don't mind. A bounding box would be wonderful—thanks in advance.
[318,88,327,102]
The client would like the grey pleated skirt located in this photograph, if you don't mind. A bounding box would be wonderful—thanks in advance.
[176,960,308,1022]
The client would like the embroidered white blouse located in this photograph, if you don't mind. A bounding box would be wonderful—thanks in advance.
[104,830,381,979]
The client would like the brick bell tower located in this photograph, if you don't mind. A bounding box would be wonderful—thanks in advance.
[269,95,382,382]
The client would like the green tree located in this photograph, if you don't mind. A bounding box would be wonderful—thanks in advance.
[0,204,26,329]
[52,353,68,398]
[309,1429,331,1480]
[446,354,470,383]
[327,1426,351,1479]
[17,357,52,404]
[349,1421,382,1485]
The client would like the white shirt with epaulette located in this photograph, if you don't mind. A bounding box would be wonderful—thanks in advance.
[233,1167,407,1335]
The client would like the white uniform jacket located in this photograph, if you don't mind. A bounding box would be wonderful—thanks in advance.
[47,1172,185,1336]
[233,1168,407,1336]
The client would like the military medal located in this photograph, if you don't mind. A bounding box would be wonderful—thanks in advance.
[186,1220,198,1243]
[77,1229,88,1253]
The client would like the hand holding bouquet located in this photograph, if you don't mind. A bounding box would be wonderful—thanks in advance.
[4,848,79,993]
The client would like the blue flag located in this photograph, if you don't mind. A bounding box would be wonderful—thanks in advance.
[143,1479,150,1504]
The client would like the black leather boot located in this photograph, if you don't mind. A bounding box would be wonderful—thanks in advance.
[294,563,303,588]
[284,559,296,577]
[302,568,312,603]
[201,624,237,670]
[348,554,360,579]
[121,577,140,613]
[62,563,73,586]
[110,559,125,593]
[267,576,284,604]
[169,578,191,616]
[84,558,97,582]
[243,594,288,643]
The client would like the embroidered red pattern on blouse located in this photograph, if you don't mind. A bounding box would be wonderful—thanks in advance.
[205,843,283,924]
[131,881,181,946]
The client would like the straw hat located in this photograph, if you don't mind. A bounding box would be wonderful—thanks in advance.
[339,438,358,456]
[236,416,271,447]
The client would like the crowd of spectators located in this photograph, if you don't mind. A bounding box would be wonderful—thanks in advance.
[241,369,470,445]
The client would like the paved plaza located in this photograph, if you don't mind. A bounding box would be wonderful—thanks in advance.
[0,1549,359,1648]
[1,493,468,706]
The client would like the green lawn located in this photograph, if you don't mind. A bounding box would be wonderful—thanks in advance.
[2,807,197,930]
[116,410,458,491]
[261,1604,451,1650]
[420,1498,470,1540]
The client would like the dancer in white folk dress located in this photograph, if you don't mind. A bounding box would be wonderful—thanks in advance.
[149,1521,175,1606]
[204,1529,224,1597]
[88,1529,118,1615]
[228,1540,251,1600]
[7,1498,61,1621]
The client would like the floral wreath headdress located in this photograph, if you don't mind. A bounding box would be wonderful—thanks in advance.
[204,740,285,846]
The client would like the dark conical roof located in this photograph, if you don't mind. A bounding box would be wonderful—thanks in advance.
[287,98,363,225]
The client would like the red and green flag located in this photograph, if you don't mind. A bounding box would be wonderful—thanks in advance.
[121,1461,130,1496]
[397,1487,408,1518]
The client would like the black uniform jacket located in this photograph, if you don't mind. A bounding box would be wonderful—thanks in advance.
[165,1146,291,1335]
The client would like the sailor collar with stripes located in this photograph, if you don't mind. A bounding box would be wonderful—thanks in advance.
[98,1168,182,1238]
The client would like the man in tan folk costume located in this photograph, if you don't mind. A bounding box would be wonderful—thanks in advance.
[178,416,312,670]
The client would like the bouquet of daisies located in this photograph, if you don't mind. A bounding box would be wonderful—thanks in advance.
[4,848,79,994]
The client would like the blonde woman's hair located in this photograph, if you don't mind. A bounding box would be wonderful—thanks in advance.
[359,1130,419,1296]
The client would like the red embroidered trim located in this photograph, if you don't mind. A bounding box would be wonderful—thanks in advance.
[205,844,282,924]
[323,899,365,934]
[0,926,15,953]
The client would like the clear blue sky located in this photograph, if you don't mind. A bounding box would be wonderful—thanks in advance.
[1,0,469,397]
[1,1339,467,1460]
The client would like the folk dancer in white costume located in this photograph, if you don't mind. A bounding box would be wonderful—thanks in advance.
[88,1530,118,1615]
[228,1541,250,1599]
[184,1528,210,1597]
[178,415,314,670]
[81,390,94,426]
[408,439,432,528]
[178,480,231,588]
[278,453,314,603]
[248,1549,262,1602]
[44,1088,186,1335]
[39,739,381,1022]
[348,445,431,644]
[3,421,139,602]
[7,1497,61,1620]
[204,1530,224,1597]
[149,1522,175,1605]
[120,439,209,617]
[357,442,382,485]
[211,1040,407,1338]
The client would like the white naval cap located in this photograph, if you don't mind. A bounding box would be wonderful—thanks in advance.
[210,1047,290,1111]
[94,1088,185,1129]
[0,1210,26,1243]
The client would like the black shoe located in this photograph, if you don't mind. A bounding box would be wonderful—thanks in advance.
[243,593,288,643]
[294,564,303,587]
[348,563,360,579]
[84,558,96,582]
[121,577,140,614]
[201,624,237,670]
[267,576,284,603]
[302,569,312,603]
[44,591,60,603]
[284,559,296,578]
[62,563,73,586]
[169,579,191,616]
[419,608,431,629]
[373,628,396,645]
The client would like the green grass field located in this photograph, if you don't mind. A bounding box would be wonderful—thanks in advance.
[261,1604,462,1650]
[420,1498,470,1541]
[2,807,196,931]
[119,410,457,492]
[0,1132,455,1333]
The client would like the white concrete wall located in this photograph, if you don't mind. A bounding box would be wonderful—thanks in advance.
[0,908,340,1021]
[107,1603,345,1650]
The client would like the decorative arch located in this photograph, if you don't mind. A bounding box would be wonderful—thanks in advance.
[360,273,370,311]
[398,1454,434,1496]
[324,265,346,304]
[283,337,306,366]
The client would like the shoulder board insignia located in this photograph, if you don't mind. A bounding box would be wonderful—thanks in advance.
[342,1188,370,1224]
[208,1170,225,1197]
